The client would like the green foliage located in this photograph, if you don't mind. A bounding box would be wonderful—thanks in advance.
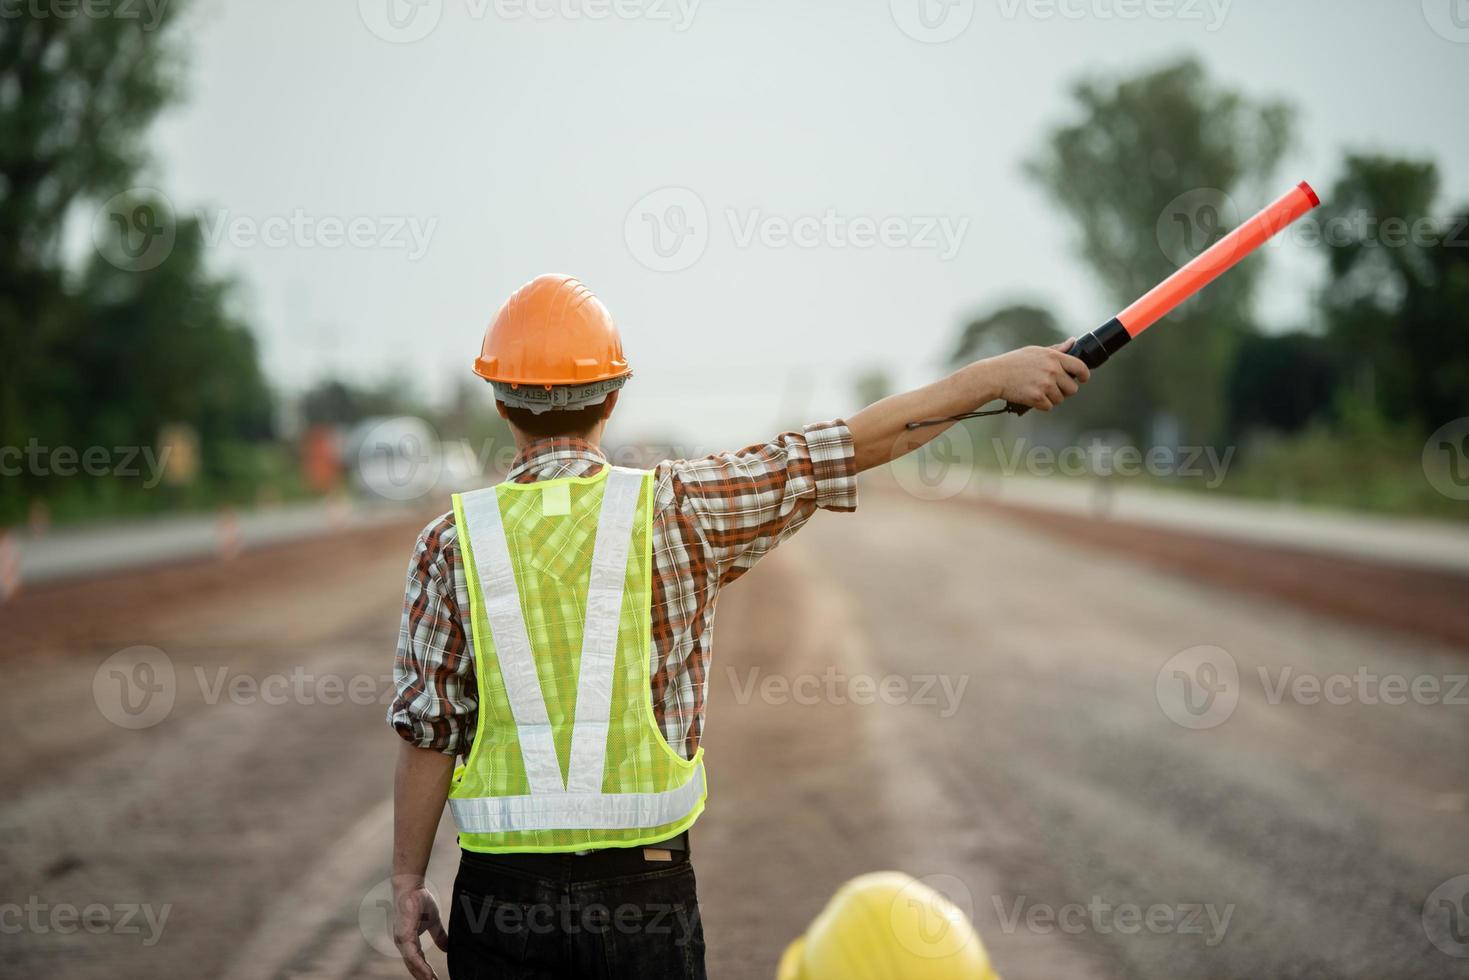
[1,7,185,450]
[950,304,1064,363]
[301,377,424,428]
[1026,57,1294,441]
[75,217,274,456]
[1203,426,1457,519]
[0,8,182,271]
[950,60,1469,518]
[852,369,894,409]
[0,2,285,525]
[1321,155,1469,432]
[1226,331,1340,434]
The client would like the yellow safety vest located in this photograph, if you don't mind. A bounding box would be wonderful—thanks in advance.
[447,466,707,853]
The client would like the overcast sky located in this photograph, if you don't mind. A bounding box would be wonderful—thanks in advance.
[134,0,1469,447]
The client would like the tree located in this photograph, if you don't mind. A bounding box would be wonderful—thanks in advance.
[1227,332,1339,435]
[949,304,1065,365]
[0,8,183,448]
[0,4,282,521]
[1026,58,1293,441]
[1319,155,1469,432]
[852,369,893,409]
[70,219,275,475]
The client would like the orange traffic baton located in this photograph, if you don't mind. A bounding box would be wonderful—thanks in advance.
[909,181,1321,427]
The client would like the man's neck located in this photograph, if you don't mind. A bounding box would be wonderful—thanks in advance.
[509,425,604,453]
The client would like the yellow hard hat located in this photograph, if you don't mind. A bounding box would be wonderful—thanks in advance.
[776,872,1000,980]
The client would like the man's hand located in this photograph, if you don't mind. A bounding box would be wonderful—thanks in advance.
[393,882,448,980]
[392,742,455,979]
[987,339,1091,412]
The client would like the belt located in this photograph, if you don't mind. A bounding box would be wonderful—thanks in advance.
[459,832,691,882]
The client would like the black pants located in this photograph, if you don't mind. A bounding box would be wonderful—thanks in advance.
[447,845,707,980]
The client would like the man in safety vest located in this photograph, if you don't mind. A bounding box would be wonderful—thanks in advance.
[388,273,1088,980]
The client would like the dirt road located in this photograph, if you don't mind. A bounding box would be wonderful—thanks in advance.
[2,490,1466,978]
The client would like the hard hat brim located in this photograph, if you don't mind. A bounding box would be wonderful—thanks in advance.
[473,358,632,386]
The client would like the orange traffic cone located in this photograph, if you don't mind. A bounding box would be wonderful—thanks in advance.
[28,500,50,539]
[216,508,243,561]
[0,530,20,601]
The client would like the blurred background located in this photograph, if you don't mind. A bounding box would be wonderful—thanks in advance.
[2,1,1468,978]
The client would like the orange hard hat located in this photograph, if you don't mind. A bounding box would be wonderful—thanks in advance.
[475,274,630,387]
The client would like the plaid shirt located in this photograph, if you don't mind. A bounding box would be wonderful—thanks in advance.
[389,421,859,760]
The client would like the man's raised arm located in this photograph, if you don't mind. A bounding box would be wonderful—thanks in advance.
[846,340,1090,473]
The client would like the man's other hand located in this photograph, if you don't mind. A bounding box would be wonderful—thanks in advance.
[393,883,448,980]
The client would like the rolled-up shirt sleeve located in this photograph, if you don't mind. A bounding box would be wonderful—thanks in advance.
[387,518,475,756]
[663,420,858,587]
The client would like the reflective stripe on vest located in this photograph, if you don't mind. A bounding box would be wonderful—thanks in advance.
[448,466,705,837]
